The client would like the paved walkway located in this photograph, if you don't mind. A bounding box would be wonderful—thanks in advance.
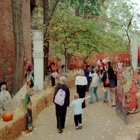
[16,85,139,140]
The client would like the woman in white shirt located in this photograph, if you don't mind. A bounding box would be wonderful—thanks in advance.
[89,68,100,103]
[75,70,87,108]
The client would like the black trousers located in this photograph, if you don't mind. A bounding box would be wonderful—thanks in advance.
[55,105,67,129]
[74,114,82,126]
[86,78,90,92]
[51,77,55,87]
[77,85,86,108]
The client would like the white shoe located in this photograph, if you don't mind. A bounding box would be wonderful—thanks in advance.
[78,124,82,129]
[75,126,79,130]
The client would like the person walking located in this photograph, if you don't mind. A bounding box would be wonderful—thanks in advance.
[75,70,87,108]
[47,62,56,87]
[105,67,117,107]
[99,69,104,84]
[70,93,90,130]
[89,68,100,103]
[102,69,110,102]
[57,64,66,79]
[100,59,105,70]
[84,65,90,93]
[53,76,70,133]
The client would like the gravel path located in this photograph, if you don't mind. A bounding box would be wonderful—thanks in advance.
[16,85,140,140]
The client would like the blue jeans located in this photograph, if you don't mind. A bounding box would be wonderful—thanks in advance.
[104,92,107,100]
[89,87,100,103]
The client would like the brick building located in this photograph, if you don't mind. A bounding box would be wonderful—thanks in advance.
[0,0,35,90]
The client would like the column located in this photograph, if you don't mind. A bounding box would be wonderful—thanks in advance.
[32,30,44,91]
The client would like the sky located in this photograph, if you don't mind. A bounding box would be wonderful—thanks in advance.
[131,0,140,5]
[131,0,140,9]
[130,0,140,29]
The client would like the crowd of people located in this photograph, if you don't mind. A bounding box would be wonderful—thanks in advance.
[76,59,119,107]
[53,57,123,134]
[0,57,123,134]
[47,63,66,87]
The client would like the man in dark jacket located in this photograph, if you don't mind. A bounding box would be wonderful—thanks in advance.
[53,76,70,133]
[84,65,90,93]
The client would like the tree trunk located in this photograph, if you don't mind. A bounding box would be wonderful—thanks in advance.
[64,48,67,72]
[43,0,60,77]
[43,0,49,78]
[83,0,88,19]
[75,7,80,16]
[67,53,72,69]
[11,0,24,94]
[43,0,49,24]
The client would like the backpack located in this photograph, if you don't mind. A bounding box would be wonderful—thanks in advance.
[54,89,66,106]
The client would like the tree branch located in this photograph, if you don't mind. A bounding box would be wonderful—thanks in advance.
[123,13,134,73]
[44,0,60,37]
[48,0,60,25]
[97,17,122,27]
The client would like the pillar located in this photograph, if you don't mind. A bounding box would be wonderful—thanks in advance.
[32,30,44,91]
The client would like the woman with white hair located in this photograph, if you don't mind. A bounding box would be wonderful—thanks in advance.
[53,76,70,133]
[75,70,87,108]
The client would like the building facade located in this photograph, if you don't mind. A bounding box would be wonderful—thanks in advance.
[0,0,35,90]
